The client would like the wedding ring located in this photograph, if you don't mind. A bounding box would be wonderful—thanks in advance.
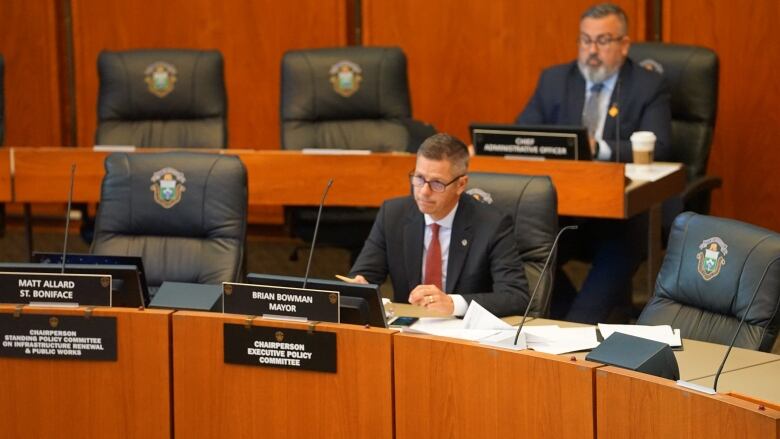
[427,295,434,304]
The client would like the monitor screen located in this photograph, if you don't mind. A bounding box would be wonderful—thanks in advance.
[246,273,388,328]
[470,123,591,161]
[0,261,149,308]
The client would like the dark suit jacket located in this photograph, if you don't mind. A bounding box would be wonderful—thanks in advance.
[349,193,530,317]
[516,58,672,162]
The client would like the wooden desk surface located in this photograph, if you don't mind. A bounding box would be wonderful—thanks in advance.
[0,148,10,202]
[691,360,780,404]
[6,147,685,219]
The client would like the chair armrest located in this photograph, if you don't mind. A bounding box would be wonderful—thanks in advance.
[682,175,722,204]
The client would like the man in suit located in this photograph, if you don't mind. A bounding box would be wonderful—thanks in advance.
[516,3,672,323]
[346,133,530,317]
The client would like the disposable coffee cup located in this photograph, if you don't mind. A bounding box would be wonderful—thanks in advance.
[630,131,656,164]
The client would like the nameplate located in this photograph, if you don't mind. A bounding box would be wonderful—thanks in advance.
[0,313,117,361]
[474,129,583,160]
[222,282,339,323]
[223,324,337,373]
[0,272,112,307]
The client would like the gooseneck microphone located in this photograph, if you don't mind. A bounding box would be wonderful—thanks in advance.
[302,179,334,290]
[513,225,578,345]
[712,257,779,391]
[60,164,77,274]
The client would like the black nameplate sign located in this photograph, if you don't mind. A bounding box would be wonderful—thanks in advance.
[473,128,584,160]
[224,324,336,373]
[0,272,112,306]
[0,313,117,361]
[222,282,339,323]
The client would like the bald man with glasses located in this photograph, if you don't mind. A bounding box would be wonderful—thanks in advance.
[345,133,530,317]
[516,3,672,324]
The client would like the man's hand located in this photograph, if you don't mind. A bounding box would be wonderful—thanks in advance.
[408,284,454,315]
[335,274,368,284]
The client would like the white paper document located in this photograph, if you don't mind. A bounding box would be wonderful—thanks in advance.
[598,323,682,347]
[624,162,681,182]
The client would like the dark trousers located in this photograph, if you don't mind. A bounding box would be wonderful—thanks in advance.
[550,213,648,324]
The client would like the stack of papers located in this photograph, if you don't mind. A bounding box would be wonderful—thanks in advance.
[402,301,599,354]
[598,323,682,347]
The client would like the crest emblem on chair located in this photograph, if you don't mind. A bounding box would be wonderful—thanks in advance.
[150,167,187,208]
[696,237,728,281]
[144,61,178,98]
[329,60,362,97]
[466,188,493,205]
[638,58,664,75]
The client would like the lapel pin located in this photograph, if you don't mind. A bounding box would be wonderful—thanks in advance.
[608,104,619,118]
[461,239,468,246]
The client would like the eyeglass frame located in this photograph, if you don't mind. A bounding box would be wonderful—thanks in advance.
[408,171,466,193]
[577,33,626,49]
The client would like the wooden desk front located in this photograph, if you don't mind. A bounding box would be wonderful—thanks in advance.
[393,332,602,439]
[596,366,780,438]
[0,306,172,439]
[0,148,10,202]
[8,147,685,220]
[172,311,395,439]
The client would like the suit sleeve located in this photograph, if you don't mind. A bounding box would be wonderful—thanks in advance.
[348,203,389,285]
[515,72,547,124]
[460,214,530,317]
[603,77,672,162]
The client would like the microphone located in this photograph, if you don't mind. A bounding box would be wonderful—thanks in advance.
[513,225,578,345]
[711,258,779,391]
[60,164,77,274]
[302,179,334,290]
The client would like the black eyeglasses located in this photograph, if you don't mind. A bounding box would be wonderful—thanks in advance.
[577,34,625,48]
[409,172,465,193]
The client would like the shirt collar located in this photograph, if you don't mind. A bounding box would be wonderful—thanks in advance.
[424,202,459,228]
[586,71,619,94]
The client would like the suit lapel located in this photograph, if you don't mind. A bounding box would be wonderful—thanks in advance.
[446,196,473,293]
[566,65,587,125]
[403,206,424,293]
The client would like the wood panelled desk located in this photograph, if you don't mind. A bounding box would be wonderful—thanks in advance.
[0,148,11,202]
[5,147,685,262]
[0,305,173,439]
[172,311,395,439]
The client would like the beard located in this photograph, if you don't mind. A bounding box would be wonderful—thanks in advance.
[578,54,620,83]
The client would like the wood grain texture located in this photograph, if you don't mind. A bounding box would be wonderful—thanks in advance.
[172,311,394,439]
[663,0,780,232]
[596,366,780,438]
[69,0,348,149]
[0,306,172,439]
[0,148,10,201]
[362,0,647,142]
[0,1,64,146]
[8,148,681,219]
[393,333,601,439]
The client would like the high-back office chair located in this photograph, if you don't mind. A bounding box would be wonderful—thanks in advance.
[629,43,721,216]
[96,49,227,147]
[466,173,558,317]
[638,212,780,352]
[280,46,436,261]
[91,152,247,288]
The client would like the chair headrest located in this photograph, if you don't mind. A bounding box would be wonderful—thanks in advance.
[628,42,718,124]
[95,152,246,238]
[659,212,780,324]
[281,46,412,121]
[98,49,226,120]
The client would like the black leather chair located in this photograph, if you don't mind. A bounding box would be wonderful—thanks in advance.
[96,49,226,147]
[466,173,558,317]
[638,212,780,352]
[91,152,247,289]
[629,43,721,217]
[280,46,436,261]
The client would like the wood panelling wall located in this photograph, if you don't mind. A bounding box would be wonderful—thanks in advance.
[0,1,65,146]
[361,0,647,142]
[663,0,780,231]
[69,0,348,149]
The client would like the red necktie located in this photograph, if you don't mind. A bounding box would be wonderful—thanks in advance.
[424,223,442,289]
